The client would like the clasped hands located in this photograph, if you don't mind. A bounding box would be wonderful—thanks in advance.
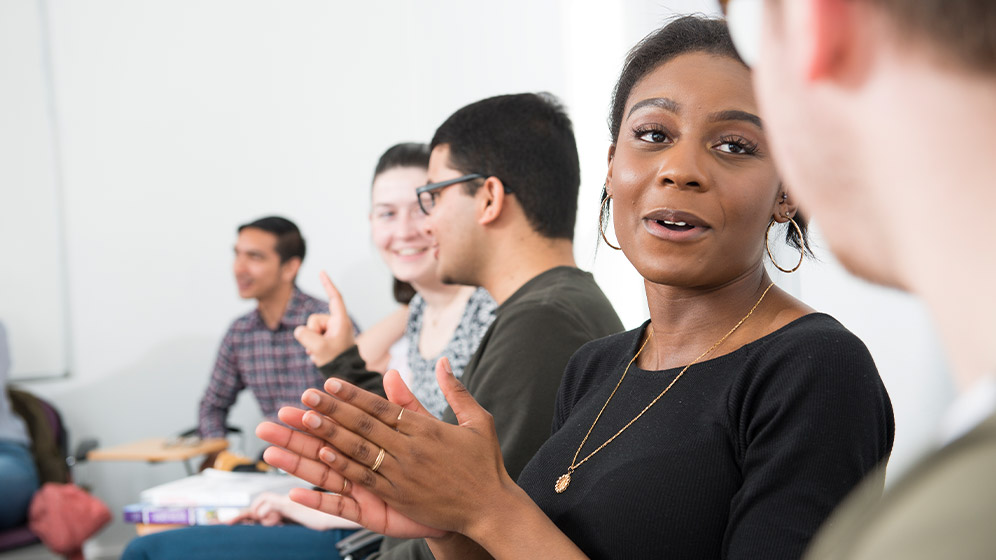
[256,357,516,540]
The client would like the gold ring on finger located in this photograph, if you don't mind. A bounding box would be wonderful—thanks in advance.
[370,447,386,473]
[340,478,349,494]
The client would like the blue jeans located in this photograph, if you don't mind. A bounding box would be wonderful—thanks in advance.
[0,440,40,530]
[121,524,356,560]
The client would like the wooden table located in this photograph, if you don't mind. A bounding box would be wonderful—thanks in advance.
[88,437,228,473]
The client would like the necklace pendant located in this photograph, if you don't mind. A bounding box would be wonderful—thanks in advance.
[555,473,571,493]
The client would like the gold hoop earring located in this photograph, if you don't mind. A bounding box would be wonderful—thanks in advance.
[599,197,622,251]
[765,217,804,273]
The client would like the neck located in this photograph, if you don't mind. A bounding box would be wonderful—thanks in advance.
[855,53,996,393]
[643,266,776,370]
[413,280,474,310]
[478,233,576,304]
[257,283,295,330]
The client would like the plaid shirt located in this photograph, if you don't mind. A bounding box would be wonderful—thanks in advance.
[198,286,348,439]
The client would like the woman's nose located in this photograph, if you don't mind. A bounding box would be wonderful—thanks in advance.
[656,142,709,190]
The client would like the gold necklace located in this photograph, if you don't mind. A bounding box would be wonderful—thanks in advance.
[554,282,776,494]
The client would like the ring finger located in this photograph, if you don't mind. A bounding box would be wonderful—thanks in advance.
[298,406,400,482]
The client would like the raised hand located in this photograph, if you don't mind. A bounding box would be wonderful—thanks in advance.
[289,359,515,536]
[294,271,356,367]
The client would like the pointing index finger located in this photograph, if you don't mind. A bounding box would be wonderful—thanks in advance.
[320,271,347,316]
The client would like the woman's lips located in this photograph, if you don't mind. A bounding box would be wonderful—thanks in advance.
[642,209,710,242]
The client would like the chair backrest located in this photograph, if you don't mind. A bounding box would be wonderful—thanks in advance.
[7,388,69,484]
[1,388,69,552]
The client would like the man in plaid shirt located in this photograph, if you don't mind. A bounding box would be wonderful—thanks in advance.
[197,216,354,442]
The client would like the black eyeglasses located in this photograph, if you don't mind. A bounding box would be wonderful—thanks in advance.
[415,173,514,215]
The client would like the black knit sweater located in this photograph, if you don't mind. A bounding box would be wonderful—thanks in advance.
[518,313,895,559]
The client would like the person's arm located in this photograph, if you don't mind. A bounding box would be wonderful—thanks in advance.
[356,306,409,373]
[198,329,243,439]
[723,325,894,559]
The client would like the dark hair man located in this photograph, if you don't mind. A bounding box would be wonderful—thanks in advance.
[198,217,353,444]
[721,0,996,557]
[289,93,623,559]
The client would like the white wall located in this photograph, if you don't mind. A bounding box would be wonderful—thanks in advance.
[1,0,952,555]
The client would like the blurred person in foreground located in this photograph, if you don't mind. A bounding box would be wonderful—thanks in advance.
[720,0,996,557]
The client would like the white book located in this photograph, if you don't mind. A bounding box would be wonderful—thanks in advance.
[139,469,311,507]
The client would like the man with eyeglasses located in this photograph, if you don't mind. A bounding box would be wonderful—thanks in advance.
[294,92,622,560]
[721,0,996,557]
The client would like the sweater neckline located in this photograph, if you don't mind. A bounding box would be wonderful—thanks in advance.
[627,312,834,375]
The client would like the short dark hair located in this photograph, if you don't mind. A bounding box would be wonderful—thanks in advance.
[605,16,810,255]
[373,142,431,181]
[238,216,306,263]
[864,0,996,73]
[431,93,581,240]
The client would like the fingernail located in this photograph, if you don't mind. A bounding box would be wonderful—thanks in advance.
[303,412,321,429]
[302,391,319,407]
[319,447,336,463]
[327,379,342,393]
[444,358,454,375]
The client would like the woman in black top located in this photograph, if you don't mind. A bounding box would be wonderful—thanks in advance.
[257,16,894,559]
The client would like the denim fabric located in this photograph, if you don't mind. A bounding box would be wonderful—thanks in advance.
[0,440,39,529]
[121,524,355,560]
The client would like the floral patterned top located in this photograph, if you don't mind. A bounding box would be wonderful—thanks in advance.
[404,287,497,418]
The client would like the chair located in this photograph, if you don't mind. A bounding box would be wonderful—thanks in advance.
[0,389,96,553]
[177,424,244,474]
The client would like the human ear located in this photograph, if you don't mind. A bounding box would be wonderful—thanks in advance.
[280,257,302,282]
[604,145,616,197]
[772,188,800,223]
[477,176,507,226]
[798,0,857,81]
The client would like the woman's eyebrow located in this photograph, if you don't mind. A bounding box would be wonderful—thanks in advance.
[627,97,680,118]
[708,109,763,129]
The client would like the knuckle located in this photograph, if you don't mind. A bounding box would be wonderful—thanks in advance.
[321,398,339,415]
[318,468,336,492]
[338,384,358,403]
[369,398,391,419]
[354,415,375,436]
[330,498,347,517]
[351,441,372,463]
[406,443,426,466]
[320,422,338,440]
[357,469,378,488]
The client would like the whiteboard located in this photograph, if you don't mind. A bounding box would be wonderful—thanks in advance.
[0,0,71,380]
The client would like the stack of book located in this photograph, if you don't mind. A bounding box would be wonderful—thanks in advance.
[124,468,310,530]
